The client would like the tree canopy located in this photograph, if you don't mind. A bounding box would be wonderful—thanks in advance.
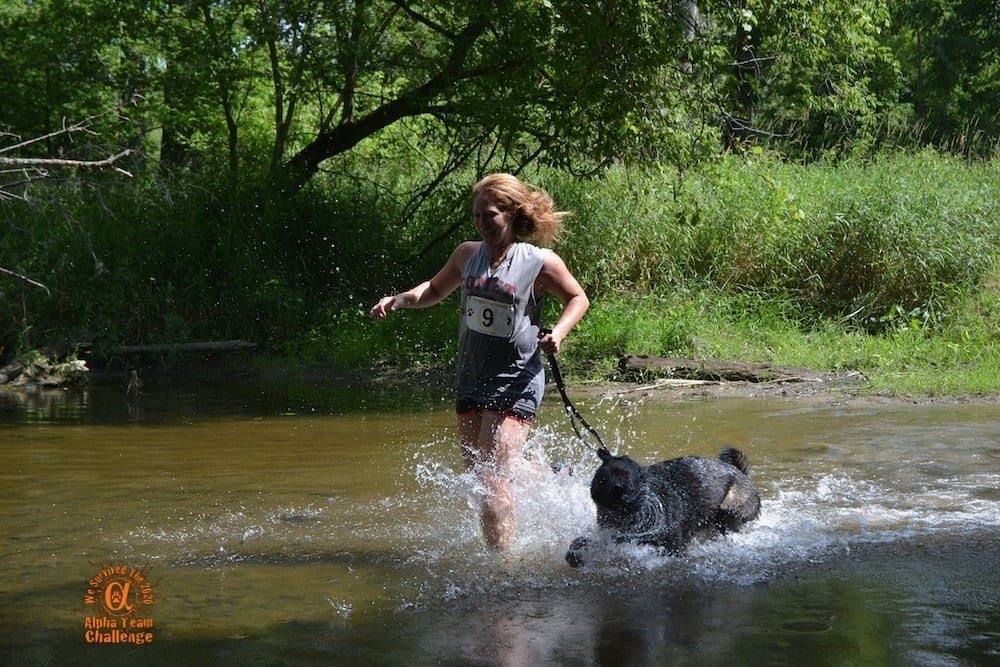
[0,0,995,195]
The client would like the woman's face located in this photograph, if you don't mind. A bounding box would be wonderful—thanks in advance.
[473,192,515,246]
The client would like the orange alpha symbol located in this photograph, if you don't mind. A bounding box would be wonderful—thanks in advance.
[103,581,134,614]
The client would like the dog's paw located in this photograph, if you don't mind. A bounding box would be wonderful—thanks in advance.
[565,537,589,568]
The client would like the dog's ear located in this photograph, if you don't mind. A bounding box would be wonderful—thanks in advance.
[597,447,612,462]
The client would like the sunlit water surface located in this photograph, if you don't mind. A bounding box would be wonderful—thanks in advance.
[1,379,998,665]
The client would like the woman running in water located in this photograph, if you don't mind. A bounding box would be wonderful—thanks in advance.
[370,173,589,551]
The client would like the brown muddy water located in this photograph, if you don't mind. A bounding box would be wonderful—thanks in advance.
[1,379,998,665]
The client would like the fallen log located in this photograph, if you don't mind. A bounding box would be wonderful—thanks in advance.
[117,340,257,354]
[618,355,825,384]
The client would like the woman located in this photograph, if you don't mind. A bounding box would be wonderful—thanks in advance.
[370,173,589,551]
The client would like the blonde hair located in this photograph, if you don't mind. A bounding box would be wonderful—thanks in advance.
[472,173,568,247]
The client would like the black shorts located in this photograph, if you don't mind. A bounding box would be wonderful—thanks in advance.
[455,398,535,423]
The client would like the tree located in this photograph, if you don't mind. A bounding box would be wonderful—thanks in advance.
[892,0,999,150]
[694,1,905,154]
[0,1,158,158]
[261,0,692,191]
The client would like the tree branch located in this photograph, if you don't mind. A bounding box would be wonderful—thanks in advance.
[406,130,552,263]
[0,117,93,155]
[0,266,50,295]
[390,0,456,39]
[283,13,490,189]
[0,150,135,175]
[399,126,492,221]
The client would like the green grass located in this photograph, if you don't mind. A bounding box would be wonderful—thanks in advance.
[556,261,1000,396]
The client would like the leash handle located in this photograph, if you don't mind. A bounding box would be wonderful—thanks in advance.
[539,327,609,453]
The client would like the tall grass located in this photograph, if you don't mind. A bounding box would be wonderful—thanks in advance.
[1,150,997,395]
[1,174,409,350]
[545,151,999,331]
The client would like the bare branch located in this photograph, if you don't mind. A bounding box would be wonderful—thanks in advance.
[0,150,135,174]
[0,266,51,295]
[0,118,90,155]
[399,126,492,221]
[731,55,778,67]
[0,167,45,176]
[717,108,792,138]
[0,103,133,155]
[406,130,552,263]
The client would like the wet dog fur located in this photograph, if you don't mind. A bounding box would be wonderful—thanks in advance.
[566,447,761,567]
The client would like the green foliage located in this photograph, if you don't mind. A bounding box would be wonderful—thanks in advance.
[559,271,1000,395]
[566,296,696,364]
[891,0,1000,151]
[693,1,908,155]
[2,1,998,399]
[0,1,158,155]
[0,174,404,349]
[3,151,995,358]
[2,0,995,190]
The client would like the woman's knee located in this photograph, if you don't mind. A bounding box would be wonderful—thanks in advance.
[460,410,530,475]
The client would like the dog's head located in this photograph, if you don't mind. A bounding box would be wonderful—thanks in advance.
[590,448,643,509]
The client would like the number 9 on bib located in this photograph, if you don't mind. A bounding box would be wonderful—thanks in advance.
[465,295,515,338]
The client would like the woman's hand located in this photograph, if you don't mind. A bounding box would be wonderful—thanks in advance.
[538,330,564,355]
[369,295,400,320]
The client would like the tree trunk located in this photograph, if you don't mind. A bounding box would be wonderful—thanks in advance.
[725,16,759,149]
[680,1,700,74]
[160,59,189,167]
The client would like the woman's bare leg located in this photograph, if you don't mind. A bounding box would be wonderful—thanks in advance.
[458,410,531,552]
[458,410,483,468]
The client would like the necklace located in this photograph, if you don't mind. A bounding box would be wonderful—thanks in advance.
[486,243,514,278]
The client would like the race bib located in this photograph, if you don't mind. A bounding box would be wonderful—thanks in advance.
[465,295,515,338]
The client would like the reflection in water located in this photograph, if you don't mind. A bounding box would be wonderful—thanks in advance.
[0,385,91,423]
[1,381,998,664]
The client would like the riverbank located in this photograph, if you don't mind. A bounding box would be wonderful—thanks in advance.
[7,348,989,408]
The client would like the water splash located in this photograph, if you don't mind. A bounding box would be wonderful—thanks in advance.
[123,413,1000,597]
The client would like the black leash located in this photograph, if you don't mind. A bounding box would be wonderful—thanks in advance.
[540,327,609,454]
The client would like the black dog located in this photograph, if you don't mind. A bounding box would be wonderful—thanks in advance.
[566,447,761,567]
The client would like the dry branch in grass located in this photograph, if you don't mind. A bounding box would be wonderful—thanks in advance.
[0,110,135,201]
[0,266,49,294]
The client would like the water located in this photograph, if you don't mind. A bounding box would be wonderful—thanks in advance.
[1,380,998,665]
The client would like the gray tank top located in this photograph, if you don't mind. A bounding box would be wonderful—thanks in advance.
[455,242,550,412]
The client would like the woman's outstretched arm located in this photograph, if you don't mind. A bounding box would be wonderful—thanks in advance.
[370,242,478,319]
